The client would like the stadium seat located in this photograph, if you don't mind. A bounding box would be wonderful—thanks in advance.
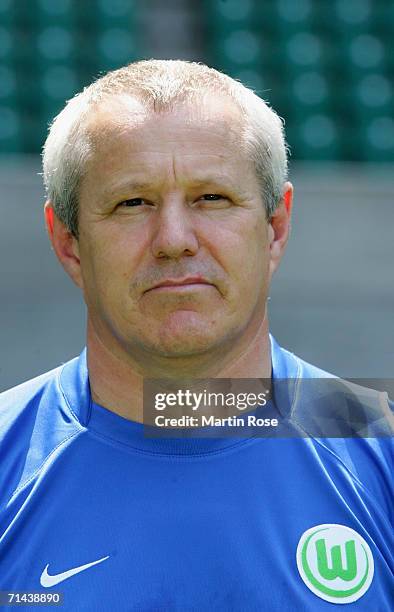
[204,0,393,162]
[0,105,22,153]
[288,110,342,160]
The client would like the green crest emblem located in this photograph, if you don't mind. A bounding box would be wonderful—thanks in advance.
[296,524,374,604]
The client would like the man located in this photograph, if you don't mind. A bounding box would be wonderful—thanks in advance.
[0,60,392,610]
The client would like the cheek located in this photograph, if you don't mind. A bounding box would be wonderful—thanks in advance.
[216,220,269,278]
[78,234,127,303]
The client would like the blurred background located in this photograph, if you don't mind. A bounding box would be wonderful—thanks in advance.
[1,0,393,390]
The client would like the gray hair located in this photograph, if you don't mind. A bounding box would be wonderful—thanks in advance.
[42,59,289,238]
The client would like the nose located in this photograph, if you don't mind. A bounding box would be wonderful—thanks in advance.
[151,196,199,259]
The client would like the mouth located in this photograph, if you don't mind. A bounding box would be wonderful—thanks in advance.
[149,283,214,293]
[147,277,215,292]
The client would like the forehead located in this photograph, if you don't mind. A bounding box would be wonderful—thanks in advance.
[82,94,254,182]
[86,92,244,137]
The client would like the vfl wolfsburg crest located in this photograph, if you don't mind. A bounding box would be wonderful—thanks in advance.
[296,524,374,604]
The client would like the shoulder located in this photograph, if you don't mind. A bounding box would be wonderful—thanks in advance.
[0,358,85,508]
[271,336,393,436]
[1,365,62,411]
[276,341,393,523]
[287,348,393,439]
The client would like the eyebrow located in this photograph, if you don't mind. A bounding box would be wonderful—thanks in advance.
[103,176,240,198]
[102,181,156,199]
[187,176,236,188]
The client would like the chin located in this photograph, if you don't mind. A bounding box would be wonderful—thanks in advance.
[152,311,226,356]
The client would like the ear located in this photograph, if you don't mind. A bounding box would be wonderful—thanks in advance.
[44,201,83,289]
[267,181,293,280]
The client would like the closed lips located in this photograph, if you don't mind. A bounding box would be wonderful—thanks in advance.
[151,278,212,289]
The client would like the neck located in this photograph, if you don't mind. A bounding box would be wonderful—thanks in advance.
[87,316,272,423]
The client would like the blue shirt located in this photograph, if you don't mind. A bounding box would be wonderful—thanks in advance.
[0,336,392,610]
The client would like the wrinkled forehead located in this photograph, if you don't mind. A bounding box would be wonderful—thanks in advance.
[83,92,246,152]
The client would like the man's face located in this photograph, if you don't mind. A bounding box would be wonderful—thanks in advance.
[69,96,285,360]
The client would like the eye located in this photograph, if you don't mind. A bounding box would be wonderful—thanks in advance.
[118,198,146,207]
[196,193,230,208]
[201,194,225,201]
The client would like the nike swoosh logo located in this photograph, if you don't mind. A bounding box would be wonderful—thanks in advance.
[40,555,110,587]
